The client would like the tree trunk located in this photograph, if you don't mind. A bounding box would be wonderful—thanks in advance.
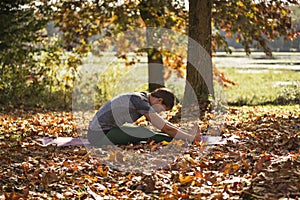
[183,0,214,114]
[139,0,165,92]
[147,48,165,92]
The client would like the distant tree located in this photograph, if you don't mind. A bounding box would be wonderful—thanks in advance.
[52,0,187,93]
[0,0,50,107]
[0,0,48,69]
[139,0,165,92]
[212,0,299,56]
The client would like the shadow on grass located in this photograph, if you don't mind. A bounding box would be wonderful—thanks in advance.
[228,98,300,106]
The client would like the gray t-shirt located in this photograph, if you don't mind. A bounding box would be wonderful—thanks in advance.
[89,92,155,132]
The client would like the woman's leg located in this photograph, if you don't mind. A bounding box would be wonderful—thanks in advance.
[105,124,173,145]
[87,129,109,147]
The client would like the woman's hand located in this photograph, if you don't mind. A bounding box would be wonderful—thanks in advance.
[192,122,202,142]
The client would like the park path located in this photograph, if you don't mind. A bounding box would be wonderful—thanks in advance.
[83,51,300,71]
[213,52,300,71]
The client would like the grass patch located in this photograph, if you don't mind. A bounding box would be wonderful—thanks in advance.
[220,68,300,105]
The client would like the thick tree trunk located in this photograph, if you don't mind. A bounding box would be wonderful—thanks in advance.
[183,0,214,113]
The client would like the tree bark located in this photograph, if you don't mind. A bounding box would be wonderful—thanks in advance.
[183,0,214,113]
[139,0,165,92]
[147,48,165,92]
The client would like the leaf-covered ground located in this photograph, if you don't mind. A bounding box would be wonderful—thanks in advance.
[0,106,299,199]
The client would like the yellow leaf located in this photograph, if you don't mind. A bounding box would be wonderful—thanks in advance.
[232,164,240,171]
[171,140,185,146]
[97,166,107,176]
[184,154,198,165]
[111,15,118,23]
[179,174,194,185]
[237,1,244,7]
[81,38,86,45]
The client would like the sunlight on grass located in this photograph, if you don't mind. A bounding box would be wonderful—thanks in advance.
[220,68,300,105]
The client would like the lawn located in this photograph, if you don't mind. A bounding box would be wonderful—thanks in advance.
[220,68,300,105]
[213,52,300,105]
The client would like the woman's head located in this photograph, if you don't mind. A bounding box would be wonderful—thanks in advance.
[150,88,175,112]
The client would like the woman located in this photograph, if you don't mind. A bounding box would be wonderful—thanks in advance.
[88,88,202,146]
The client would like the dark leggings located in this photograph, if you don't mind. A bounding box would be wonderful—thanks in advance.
[87,124,173,146]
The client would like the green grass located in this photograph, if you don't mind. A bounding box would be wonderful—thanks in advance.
[220,68,300,105]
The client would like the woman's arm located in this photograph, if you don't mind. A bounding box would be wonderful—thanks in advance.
[144,113,202,142]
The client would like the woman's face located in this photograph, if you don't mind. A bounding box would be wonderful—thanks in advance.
[151,97,170,113]
[152,103,169,113]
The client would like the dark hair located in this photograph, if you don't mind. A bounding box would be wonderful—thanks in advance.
[150,88,175,109]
